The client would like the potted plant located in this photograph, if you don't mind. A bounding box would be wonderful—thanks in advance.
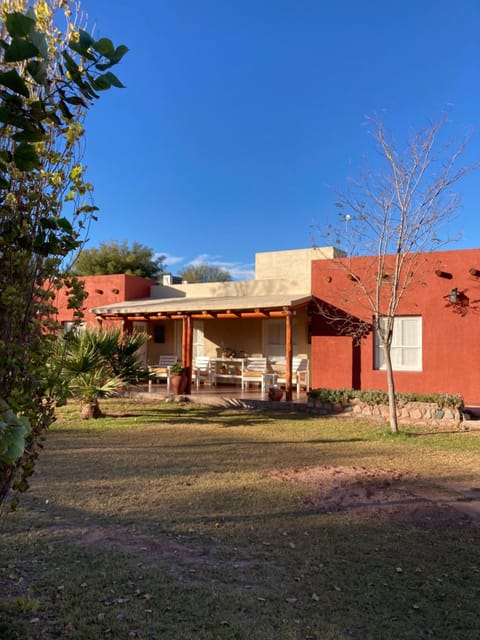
[268,384,283,401]
[169,362,187,395]
[221,347,236,358]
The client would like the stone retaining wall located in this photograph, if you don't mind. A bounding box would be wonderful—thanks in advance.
[307,397,463,426]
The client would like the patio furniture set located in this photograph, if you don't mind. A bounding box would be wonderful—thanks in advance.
[148,355,309,395]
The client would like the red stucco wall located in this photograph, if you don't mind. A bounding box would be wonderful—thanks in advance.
[311,248,480,405]
[54,274,154,327]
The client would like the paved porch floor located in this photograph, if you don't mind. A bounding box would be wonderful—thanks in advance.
[130,382,309,409]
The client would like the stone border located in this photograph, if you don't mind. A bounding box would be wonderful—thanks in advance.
[307,397,463,426]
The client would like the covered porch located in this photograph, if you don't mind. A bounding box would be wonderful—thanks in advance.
[91,291,314,401]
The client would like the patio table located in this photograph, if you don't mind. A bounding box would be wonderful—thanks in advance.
[210,357,245,386]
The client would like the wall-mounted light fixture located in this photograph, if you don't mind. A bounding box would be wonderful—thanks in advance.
[94,289,104,295]
[111,288,120,294]
[448,288,458,304]
[469,268,480,277]
[447,287,469,309]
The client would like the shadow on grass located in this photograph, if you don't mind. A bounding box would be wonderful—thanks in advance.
[2,490,479,640]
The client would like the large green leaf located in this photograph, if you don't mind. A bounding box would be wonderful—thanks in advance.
[79,29,94,49]
[96,44,129,69]
[92,37,114,57]
[30,30,49,60]
[12,129,47,143]
[69,30,96,60]
[69,39,96,61]
[91,74,112,91]
[62,50,79,76]
[111,44,129,63]
[64,95,87,107]
[5,12,35,38]
[4,37,39,62]
[58,100,73,120]
[13,142,39,171]
[27,59,47,84]
[0,70,29,97]
[102,71,125,89]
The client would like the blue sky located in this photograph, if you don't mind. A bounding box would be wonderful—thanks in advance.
[79,0,480,279]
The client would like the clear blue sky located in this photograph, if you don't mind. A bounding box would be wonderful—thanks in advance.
[80,0,480,279]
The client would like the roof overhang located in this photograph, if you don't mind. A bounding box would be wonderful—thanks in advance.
[90,293,313,320]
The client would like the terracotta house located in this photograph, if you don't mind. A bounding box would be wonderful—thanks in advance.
[54,246,480,405]
[310,248,480,406]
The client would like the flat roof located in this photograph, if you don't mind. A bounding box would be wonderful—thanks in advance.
[90,293,312,316]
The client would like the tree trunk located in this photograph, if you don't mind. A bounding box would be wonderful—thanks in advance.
[80,400,103,420]
[383,348,399,434]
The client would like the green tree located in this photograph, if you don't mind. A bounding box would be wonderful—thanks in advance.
[55,328,150,419]
[0,0,127,510]
[73,240,166,279]
[179,262,232,283]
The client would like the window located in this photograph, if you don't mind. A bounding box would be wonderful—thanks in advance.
[264,319,298,358]
[375,316,422,371]
[154,324,165,344]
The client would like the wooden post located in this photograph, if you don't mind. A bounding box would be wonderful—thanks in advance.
[123,319,133,334]
[183,315,193,394]
[285,310,293,401]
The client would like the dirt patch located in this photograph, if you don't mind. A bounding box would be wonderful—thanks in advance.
[271,465,477,529]
[50,524,216,562]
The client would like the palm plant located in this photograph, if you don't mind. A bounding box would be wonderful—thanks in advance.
[55,328,150,418]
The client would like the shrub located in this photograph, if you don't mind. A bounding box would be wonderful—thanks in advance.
[308,388,464,411]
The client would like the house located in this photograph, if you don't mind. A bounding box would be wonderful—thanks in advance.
[55,246,480,405]
[60,247,340,398]
[310,248,480,406]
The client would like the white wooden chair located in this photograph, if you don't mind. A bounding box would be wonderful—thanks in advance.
[274,358,310,394]
[148,355,177,392]
[193,356,213,389]
[241,357,269,393]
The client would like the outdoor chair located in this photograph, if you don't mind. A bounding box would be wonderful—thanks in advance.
[148,354,177,392]
[274,357,310,394]
[193,356,213,389]
[241,357,269,393]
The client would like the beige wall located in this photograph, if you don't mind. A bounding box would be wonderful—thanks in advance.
[255,246,345,285]
[150,276,307,299]
[200,314,310,360]
[150,246,344,300]
[146,320,181,365]
[202,318,264,357]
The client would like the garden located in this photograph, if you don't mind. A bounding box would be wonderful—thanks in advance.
[0,399,479,639]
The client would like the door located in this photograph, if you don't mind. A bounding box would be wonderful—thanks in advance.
[193,320,205,359]
[133,321,148,364]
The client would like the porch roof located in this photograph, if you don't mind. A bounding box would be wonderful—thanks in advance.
[90,292,313,317]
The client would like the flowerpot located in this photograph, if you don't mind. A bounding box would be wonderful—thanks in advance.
[170,374,187,395]
[268,387,283,401]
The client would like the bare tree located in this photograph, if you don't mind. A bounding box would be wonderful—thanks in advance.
[316,113,475,433]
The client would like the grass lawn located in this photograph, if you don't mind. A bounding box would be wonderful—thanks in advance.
[0,398,479,639]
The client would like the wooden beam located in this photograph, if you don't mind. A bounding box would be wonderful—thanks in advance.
[191,313,216,319]
[240,311,268,318]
